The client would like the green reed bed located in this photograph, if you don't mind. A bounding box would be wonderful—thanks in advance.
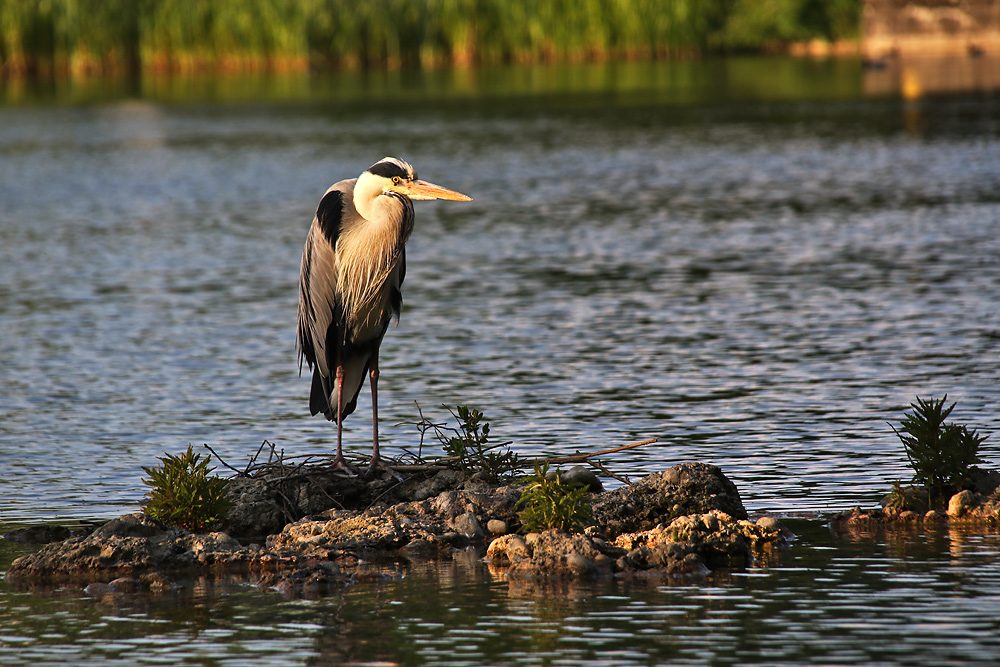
[1,0,858,76]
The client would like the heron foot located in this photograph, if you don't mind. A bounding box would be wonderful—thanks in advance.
[331,454,359,476]
[366,456,404,482]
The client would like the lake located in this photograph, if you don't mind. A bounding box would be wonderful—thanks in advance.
[1,55,1000,665]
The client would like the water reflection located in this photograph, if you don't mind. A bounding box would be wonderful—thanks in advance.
[1,58,865,108]
[5,521,1000,666]
[864,54,1000,98]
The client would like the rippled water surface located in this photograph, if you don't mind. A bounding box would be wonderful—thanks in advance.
[1,57,999,665]
[4,521,1000,666]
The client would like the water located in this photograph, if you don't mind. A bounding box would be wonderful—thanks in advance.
[2,56,1000,664]
[3,521,1000,666]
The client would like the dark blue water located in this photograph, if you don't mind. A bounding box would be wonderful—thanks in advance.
[1,56,1000,666]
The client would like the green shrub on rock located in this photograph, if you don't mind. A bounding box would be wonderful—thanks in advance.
[142,445,232,532]
[891,395,989,506]
[518,463,594,533]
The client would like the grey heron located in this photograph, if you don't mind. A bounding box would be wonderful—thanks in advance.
[296,157,472,477]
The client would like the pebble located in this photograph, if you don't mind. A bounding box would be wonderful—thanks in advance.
[83,582,111,596]
[486,534,529,562]
[486,519,508,535]
[756,516,782,531]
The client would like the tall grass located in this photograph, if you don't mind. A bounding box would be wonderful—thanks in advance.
[0,0,859,77]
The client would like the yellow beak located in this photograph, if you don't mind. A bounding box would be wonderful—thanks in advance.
[394,180,472,202]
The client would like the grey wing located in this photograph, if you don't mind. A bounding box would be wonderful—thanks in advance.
[297,187,347,416]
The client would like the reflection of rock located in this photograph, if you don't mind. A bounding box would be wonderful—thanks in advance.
[2,525,75,544]
[7,463,787,592]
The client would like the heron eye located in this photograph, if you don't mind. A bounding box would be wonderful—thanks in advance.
[392,176,400,184]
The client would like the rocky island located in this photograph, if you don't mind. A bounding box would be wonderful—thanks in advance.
[6,462,790,595]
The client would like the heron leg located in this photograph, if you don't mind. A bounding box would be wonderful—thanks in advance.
[332,352,357,475]
[366,350,402,481]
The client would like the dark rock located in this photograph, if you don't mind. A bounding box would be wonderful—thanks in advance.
[547,466,604,492]
[451,513,485,540]
[83,572,180,595]
[968,466,1000,496]
[90,513,161,540]
[224,467,476,539]
[592,463,747,535]
[881,485,929,515]
[2,525,73,544]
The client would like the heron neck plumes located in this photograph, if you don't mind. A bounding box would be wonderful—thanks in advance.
[336,188,413,343]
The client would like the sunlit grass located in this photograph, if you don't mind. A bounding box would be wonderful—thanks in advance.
[1,0,859,76]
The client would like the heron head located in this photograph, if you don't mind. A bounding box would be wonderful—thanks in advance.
[365,157,472,202]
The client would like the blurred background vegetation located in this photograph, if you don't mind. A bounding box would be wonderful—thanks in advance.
[0,0,860,77]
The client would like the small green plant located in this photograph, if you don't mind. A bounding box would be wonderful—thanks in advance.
[518,462,594,533]
[890,395,988,504]
[414,404,521,483]
[142,445,232,532]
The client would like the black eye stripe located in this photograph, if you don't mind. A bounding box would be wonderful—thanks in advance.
[368,161,409,180]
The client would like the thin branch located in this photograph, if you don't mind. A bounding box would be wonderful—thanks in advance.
[203,443,246,477]
[588,458,632,486]
[521,438,659,466]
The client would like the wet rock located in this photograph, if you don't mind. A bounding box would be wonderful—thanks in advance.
[948,490,976,517]
[593,463,747,535]
[83,581,112,596]
[546,466,603,492]
[756,517,782,531]
[141,572,181,592]
[83,572,180,596]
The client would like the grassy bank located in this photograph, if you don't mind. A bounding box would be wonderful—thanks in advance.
[1,0,859,76]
